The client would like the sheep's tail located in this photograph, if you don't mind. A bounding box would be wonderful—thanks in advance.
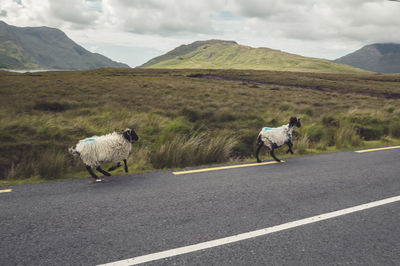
[256,133,263,146]
[68,146,80,156]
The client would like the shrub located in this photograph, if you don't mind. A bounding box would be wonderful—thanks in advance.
[347,114,387,140]
[322,115,339,127]
[384,105,395,113]
[33,101,70,112]
[303,125,325,142]
[159,117,192,142]
[389,120,400,138]
[279,104,291,111]
[0,131,15,142]
[180,107,200,122]
[355,125,386,140]
[301,107,314,117]
[214,111,237,122]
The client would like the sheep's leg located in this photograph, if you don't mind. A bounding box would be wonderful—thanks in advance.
[256,143,263,163]
[270,148,281,162]
[123,159,128,173]
[286,141,294,154]
[86,165,98,179]
[108,162,122,171]
[96,166,111,176]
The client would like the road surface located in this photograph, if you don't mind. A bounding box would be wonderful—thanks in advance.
[1,146,400,265]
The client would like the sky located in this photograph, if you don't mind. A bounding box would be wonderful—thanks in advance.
[1,0,400,67]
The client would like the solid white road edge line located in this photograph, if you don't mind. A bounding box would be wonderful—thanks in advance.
[98,195,400,266]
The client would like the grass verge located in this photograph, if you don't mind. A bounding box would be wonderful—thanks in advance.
[1,68,399,185]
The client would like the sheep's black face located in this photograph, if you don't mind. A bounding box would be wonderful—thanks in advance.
[289,117,301,128]
[123,128,139,142]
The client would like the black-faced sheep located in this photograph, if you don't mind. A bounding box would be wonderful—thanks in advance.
[69,128,139,182]
[256,117,301,163]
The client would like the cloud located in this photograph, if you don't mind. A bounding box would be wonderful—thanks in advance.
[0,0,99,28]
[48,0,99,26]
[100,0,223,35]
[2,0,399,44]
[224,0,400,44]
[1,0,399,65]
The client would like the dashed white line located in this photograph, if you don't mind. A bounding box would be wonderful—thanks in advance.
[98,195,400,266]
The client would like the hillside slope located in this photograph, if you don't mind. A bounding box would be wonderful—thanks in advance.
[334,43,400,74]
[0,21,129,70]
[141,40,369,73]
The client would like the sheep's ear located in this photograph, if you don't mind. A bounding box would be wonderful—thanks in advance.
[130,129,139,141]
[122,129,131,141]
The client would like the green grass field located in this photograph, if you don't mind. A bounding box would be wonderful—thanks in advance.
[1,68,399,185]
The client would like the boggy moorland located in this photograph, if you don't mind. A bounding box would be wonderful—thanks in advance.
[1,68,399,185]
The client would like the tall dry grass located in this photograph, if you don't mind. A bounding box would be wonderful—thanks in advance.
[295,133,311,154]
[150,132,237,169]
[335,126,363,149]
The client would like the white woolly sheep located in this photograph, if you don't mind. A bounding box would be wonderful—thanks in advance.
[69,128,139,181]
[256,117,301,163]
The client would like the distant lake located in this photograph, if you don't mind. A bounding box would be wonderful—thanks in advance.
[3,69,69,73]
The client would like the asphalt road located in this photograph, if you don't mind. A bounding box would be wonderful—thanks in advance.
[1,147,400,266]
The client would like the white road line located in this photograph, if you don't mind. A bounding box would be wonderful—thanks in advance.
[98,195,400,266]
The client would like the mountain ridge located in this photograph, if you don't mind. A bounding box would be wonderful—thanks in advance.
[0,21,129,70]
[334,43,400,73]
[140,39,370,73]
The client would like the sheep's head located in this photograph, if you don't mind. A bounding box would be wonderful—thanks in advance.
[123,128,139,143]
[289,117,301,128]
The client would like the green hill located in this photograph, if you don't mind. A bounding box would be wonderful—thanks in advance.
[141,40,370,73]
[0,21,129,70]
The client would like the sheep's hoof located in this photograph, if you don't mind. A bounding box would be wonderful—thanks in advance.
[89,178,109,184]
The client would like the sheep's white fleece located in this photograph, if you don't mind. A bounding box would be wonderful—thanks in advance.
[259,124,293,149]
[71,132,131,167]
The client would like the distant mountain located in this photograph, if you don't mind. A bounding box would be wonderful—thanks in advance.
[0,21,129,70]
[140,40,369,73]
[334,43,400,73]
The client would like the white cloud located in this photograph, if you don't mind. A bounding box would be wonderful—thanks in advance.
[0,0,399,66]
[0,0,50,26]
[48,0,99,26]
[224,0,400,44]
[100,0,222,35]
